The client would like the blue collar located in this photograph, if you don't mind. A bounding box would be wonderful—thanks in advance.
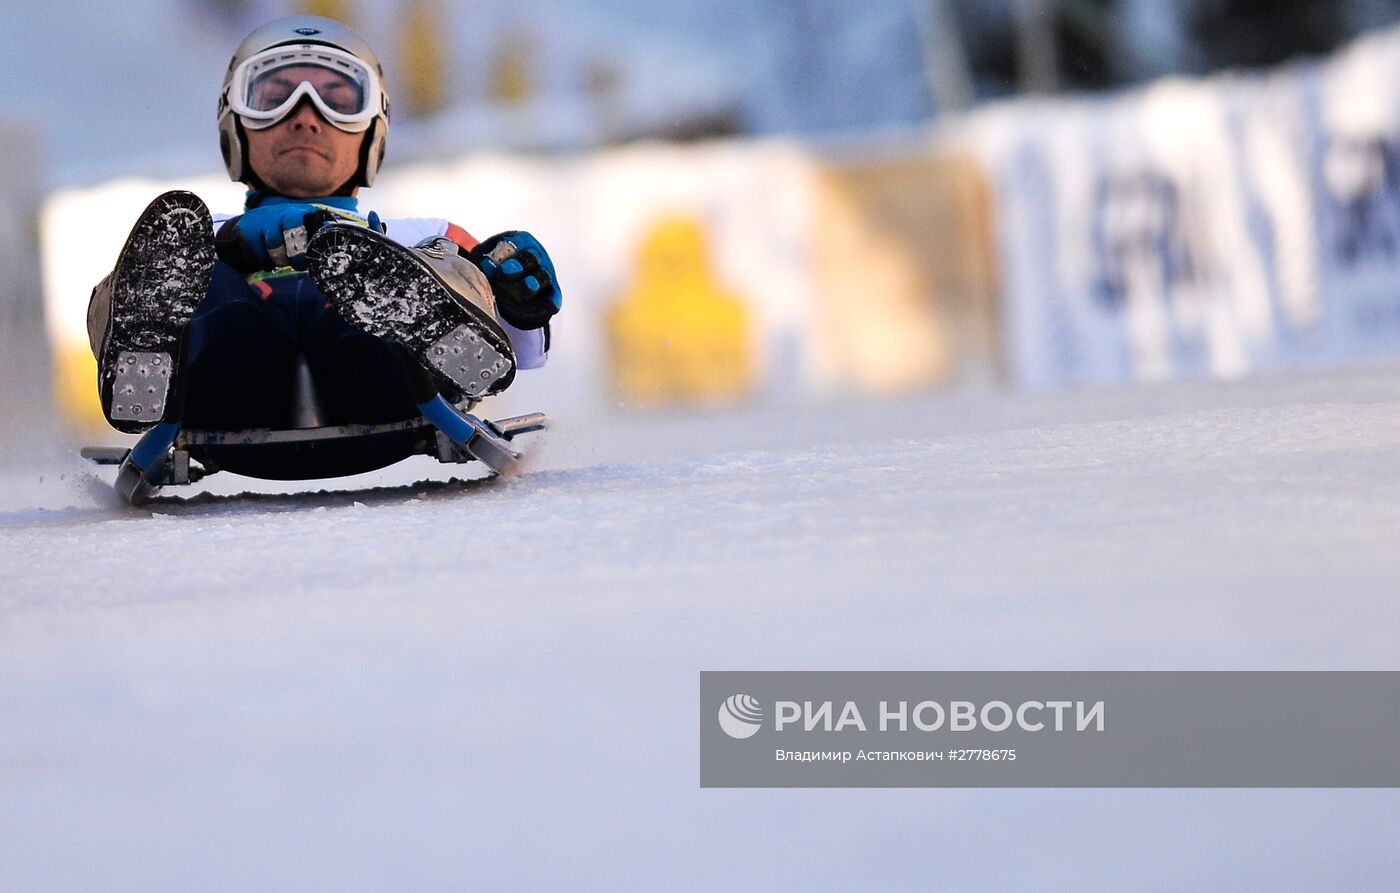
[245,192,359,213]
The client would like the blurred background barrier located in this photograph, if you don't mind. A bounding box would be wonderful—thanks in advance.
[970,25,1400,388]
[0,121,51,449]
[808,148,1000,393]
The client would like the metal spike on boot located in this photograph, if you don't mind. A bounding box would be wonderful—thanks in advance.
[93,191,215,433]
[307,225,517,401]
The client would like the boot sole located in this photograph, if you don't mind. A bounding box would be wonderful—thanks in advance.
[308,225,517,400]
[100,191,214,432]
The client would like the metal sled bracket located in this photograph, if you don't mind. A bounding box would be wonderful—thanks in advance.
[432,412,550,471]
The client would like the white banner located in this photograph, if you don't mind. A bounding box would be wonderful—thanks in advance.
[972,26,1400,388]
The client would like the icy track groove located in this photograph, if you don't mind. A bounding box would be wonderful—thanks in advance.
[2,362,1400,890]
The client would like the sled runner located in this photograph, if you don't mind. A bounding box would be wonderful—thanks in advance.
[82,402,548,506]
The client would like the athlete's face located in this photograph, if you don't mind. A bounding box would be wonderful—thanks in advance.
[243,74,365,198]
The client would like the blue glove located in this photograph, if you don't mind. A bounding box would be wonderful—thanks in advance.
[469,231,561,330]
[234,202,324,271]
[231,196,370,272]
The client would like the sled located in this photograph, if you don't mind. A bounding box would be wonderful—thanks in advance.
[81,405,548,506]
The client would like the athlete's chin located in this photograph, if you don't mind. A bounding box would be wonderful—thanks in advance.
[265,165,345,198]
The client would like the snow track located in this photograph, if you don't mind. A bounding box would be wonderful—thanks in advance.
[3,363,1400,889]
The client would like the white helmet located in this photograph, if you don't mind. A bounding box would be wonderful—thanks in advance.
[218,15,390,190]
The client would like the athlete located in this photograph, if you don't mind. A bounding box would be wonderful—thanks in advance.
[86,15,561,480]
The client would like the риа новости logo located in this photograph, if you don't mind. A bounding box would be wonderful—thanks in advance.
[718,693,764,739]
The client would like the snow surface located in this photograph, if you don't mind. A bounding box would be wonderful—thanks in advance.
[3,362,1400,890]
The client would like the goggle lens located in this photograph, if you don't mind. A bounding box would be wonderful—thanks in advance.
[246,64,366,116]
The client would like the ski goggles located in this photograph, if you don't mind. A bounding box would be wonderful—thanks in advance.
[226,44,383,133]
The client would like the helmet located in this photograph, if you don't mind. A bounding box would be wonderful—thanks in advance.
[218,16,390,190]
